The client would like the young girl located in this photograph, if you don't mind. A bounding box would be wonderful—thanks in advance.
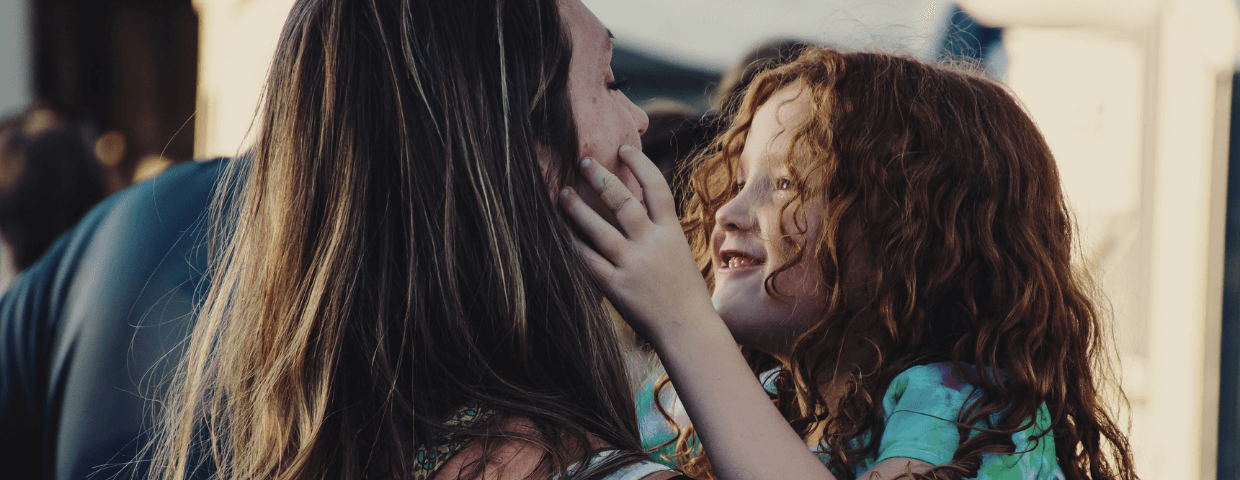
[561,48,1137,479]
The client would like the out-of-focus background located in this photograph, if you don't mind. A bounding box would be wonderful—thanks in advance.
[0,0,1239,477]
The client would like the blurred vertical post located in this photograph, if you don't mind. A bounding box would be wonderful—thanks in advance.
[959,0,1239,478]
[193,0,297,158]
[1220,69,1240,480]
[0,0,31,290]
[0,0,31,117]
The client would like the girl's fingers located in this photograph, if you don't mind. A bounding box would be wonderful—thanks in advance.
[597,172,632,213]
[617,145,677,226]
[560,186,627,263]
[578,157,651,239]
[568,231,617,281]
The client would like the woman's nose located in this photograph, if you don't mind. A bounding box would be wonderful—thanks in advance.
[627,97,649,137]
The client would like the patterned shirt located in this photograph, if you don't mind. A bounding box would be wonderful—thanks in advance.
[414,402,677,480]
[637,363,1065,479]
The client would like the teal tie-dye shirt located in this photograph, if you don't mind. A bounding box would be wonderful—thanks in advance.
[636,363,1064,479]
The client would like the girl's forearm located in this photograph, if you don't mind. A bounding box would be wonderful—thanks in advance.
[649,313,836,480]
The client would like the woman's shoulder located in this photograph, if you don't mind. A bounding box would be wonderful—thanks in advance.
[416,404,499,480]
[427,418,544,480]
[429,415,681,480]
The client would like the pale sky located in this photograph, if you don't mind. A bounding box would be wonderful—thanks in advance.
[583,0,952,71]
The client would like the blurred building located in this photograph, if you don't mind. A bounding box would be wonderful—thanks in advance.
[10,0,198,193]
[960,1,1237,478]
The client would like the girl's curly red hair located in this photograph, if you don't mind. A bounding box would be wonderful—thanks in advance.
[667,47,1137,480]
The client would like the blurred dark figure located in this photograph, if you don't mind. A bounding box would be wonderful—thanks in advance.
[0,108,107,274]
[640,101,711,211]
[680,39,817,180]
[0,157,225,480]
[936,4,1004,68]
[713,39,815,117]
[33,0,198,194]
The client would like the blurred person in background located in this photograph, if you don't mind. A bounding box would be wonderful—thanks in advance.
[0,155,224,480]
[640,100,711,211]
[712,39,815,120]
[0,107,107,287]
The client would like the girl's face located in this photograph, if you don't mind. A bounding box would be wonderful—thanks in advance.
[710,86,823,356]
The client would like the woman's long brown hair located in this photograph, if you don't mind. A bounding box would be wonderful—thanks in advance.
[668,48,1136,480]
[148,0,643,479]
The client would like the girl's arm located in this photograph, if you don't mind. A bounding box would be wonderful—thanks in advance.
[560,147,829,480]
[561,146,932,480]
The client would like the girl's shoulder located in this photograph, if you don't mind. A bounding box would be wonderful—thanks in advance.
[880,363,982,422]
[869,362,1064,479]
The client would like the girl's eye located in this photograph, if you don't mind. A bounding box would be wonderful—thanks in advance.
[775,178,794,190]
[732,181,745,195]
[607,78,629,91]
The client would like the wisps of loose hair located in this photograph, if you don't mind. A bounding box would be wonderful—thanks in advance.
[666,47,1137,480]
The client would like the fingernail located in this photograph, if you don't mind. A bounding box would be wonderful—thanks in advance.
[580,158,592,168]
[560,187,572,197]
[619,145,633,152]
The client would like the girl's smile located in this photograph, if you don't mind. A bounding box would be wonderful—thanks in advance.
[716,247,766,271]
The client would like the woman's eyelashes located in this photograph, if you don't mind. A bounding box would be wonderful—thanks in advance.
[606,77,628,91]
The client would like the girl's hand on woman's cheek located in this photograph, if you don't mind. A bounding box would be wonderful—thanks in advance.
[559,145,717,345]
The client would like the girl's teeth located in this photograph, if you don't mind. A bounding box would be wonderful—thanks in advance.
[728,257,755,268]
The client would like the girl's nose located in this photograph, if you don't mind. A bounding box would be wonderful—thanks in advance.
[715,188,758,232]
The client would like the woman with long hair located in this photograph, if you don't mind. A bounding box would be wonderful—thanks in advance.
[147,0,680,479]
[564,47,1137,479]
